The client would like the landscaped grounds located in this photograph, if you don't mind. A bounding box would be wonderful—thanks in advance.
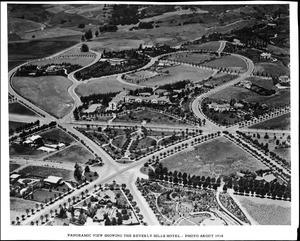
[12,76,74,118]
[249,113,290,130]
[161,136,267,177]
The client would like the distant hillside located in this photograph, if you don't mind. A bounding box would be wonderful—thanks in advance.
[8,17,45,35]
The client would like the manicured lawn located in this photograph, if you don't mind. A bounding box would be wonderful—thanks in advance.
[249,113,290,130]
[273,148,291,164]
[12,76,74,118]
[136,137,156,150]
[205,55,247,71]
[10,197,40,222]
[185,41,221,51]
[162,137,267,177]
[235,195,291,225]
[112,135,127,149]
[29,189,64,203]
[114,109,183,125]
[9,102,38,116]
[40,128,75,144]
[75,76,137,97]
[143,65,214,86]
[44,143,94,164]
[10,143,46,159]
[18,165,75,181]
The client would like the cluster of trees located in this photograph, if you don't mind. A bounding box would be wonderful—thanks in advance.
[237,131,270,153]
[75,56,149,80]
[110,5,139,25]
[138,21,154,29]
[16,121,56,139]
[141,45,178,57]
[158,80,190,91]
[148,163,221,189]
[128,87,153,96]
[99,24,118,33]
[16,63,82,77]
[230,176,291,200]
[81,44,89,52]
[9,120,40,135]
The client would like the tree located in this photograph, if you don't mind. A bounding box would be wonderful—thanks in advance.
[84,29,93,40]
[95,30,99,37]
[81,44,89,52]
[78,23,85,28]
[81,35,85,42]
[85,166,90,173]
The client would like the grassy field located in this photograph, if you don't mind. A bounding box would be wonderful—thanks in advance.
[245,77,276,90]
[185,41,221,51]
[12,76,74,118]
[10,197,40,222]
[8,35,81,71]
[142,65,214,86]
[9,121,28,131]
[162,136,267,177]
[165,52,215,64]
[136,137,156,150]
[235,195,291,225]
[40,128,75,144]
[249,113,290,130]
[254,61,289,77]
[10,163,21,172]
[18,165,75,181]
[204,73,236,86]
[89,38,144,52]
[114,109,183,125]
[75,76,137,97]
[205,55,247,72]
[9,102,38,116]
[10,143,46,159]
[44,143,93,164]
[30,46,96,67]
[209,86,290,109]
[273,148,291,164]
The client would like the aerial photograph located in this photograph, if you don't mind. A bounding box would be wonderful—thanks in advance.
[5,2,296,234]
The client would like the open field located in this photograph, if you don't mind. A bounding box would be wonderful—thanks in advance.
[9,102,38,116]
[111,135,127,149]
[10,143,46,159]
[29,189,64,203]
[44,143,93,164]
[142,65,214,86]
[8,17,45,35]
[8,35,81,70]
[203,73,236,86]
[184,41,221,51]
[12,76,74,118]
[273,148,291,164]
[205,55,247,72]
[234,195,291,225]
[254,61,289,77]
[30,45,96,67]
[114,109,183,125]
[162,136,267,177]
[245,77,276,90]
[40,128,75,144]
[165,52,215,64]
[249,113,290,130]
[75,76,137,96]
[10,163,21,172]
[18,165,75,181]
[22,27,82,40]
[10,197,40,222]
[136,137,156,150]
[209,86,290,108]
[9,121,29,131]
[89,38,144,52]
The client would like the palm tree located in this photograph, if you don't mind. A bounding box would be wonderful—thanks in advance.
[50,209,53,217]
[26,209,30,217]
[40,215,44,224]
